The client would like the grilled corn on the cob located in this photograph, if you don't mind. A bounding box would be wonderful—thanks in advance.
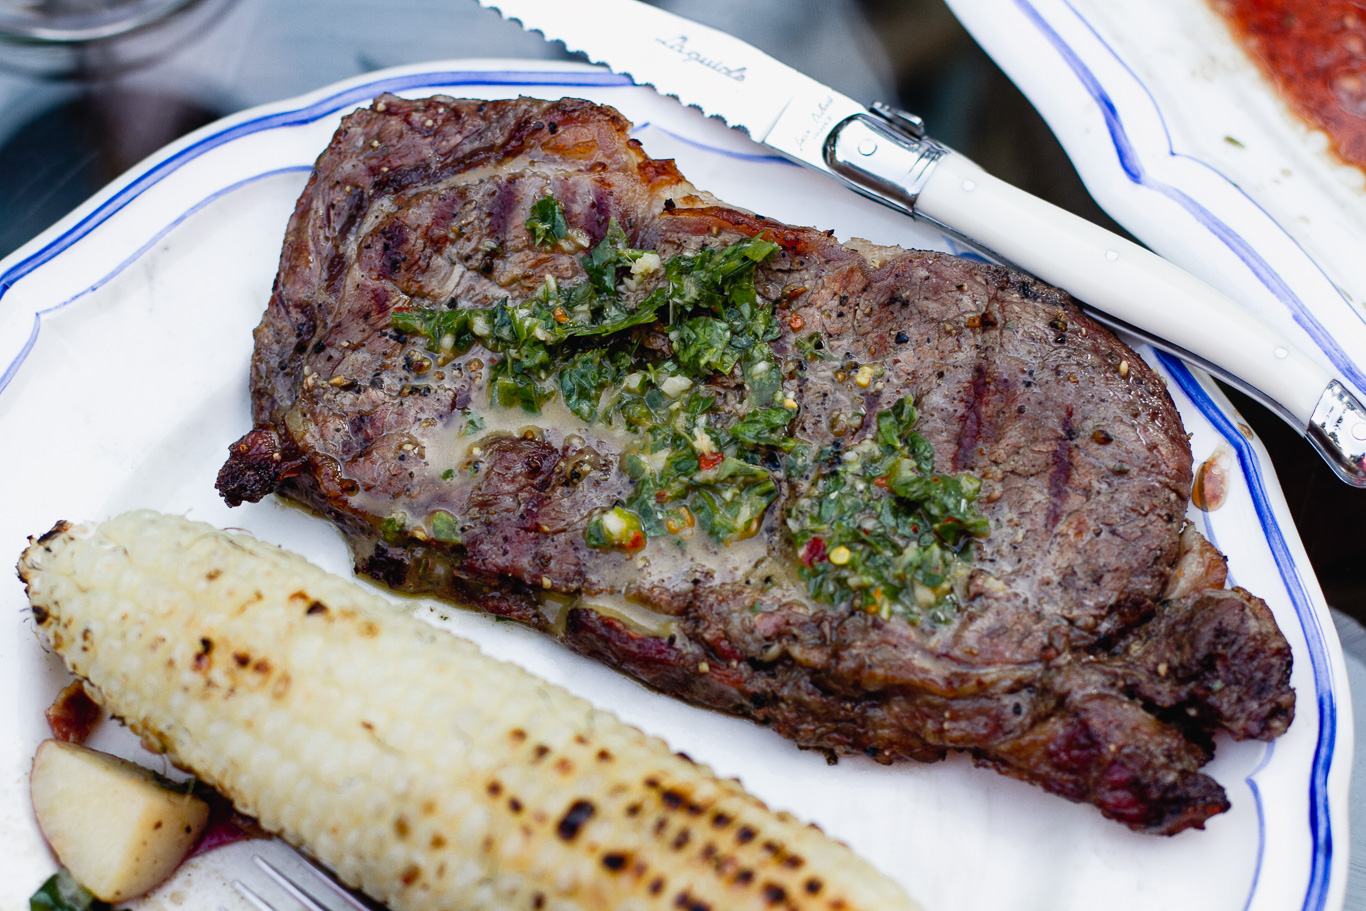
[20,511,921,911]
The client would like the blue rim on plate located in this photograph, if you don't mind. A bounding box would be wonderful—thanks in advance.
[0,69,634,396]
[1007,0,1366,404]
[1164,352,1338,911]
[943,0,1353,906]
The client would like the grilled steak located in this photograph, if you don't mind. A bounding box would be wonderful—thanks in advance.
[218,95,1294,834]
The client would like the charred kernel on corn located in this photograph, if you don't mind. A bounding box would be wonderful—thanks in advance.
[19,512,921,911]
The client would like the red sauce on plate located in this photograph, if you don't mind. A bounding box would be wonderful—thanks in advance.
[1214,0,1366,170]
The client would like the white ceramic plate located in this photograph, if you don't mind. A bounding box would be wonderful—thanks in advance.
[0,59,1348,911]
[943,5,1366,908]
[946,0,1366,445]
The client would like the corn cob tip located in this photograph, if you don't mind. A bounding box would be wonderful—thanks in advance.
[19,519,75,626]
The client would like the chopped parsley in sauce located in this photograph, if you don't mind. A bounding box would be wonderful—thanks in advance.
[524,194,570,247]
[787,396,988,623]
[394,198,790,545]
[393,194,988,621]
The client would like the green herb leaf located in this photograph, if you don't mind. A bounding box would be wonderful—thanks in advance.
[784,442,812,479]
[378,513,407,544]
[30,871,119,911]
[794,332,833,361]
[559,348,633,422]
[730,406,795,447]
[875,396,918,448]
[525,195,569,248]
[675,316,736,376]
[787,395,988,623]
[391,306,477,355]
[581,220,643,295]
[460,413,486,437]
[429,511,462,543]
[493,373,551,412]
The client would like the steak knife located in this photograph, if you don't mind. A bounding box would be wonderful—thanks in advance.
[476,0,1366,486]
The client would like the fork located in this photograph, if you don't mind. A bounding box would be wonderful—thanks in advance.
[224,853,387,911]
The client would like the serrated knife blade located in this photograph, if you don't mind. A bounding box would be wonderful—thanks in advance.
[475,0,866,173]
[476,0,1366,486]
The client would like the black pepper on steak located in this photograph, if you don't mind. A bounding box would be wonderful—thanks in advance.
[217,94,1294,834]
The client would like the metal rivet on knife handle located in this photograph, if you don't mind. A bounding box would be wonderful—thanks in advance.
[824,113,947,213]
[1308,380,1366,485]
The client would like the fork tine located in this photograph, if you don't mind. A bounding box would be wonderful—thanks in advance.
[290,855,383,911]
[249,853,387,911]
[251,855,332,911]
[228,878,286,911]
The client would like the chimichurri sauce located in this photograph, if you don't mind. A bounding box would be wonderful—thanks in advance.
[393,195,989,624]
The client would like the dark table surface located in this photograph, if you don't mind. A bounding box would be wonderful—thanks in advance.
[2,0,1362,903]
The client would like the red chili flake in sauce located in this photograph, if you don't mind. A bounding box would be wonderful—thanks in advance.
[800,537,827,567]
[698,451,724,471]
[1215,0,1366,168]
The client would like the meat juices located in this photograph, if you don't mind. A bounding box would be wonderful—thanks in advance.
[218,95,1294,834]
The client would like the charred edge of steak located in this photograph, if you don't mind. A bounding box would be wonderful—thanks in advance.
[972,693,1233,835]
[555,576,1286,834]
[355,535,552,630]
[216,427,308,507]
[218,94,1296,835]
[1113,586,1296,741]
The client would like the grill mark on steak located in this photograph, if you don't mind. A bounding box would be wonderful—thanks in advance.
[217,94,1294,834]
[1046,408,1075,531]
[489,178,523,242]
[952,360,992,472]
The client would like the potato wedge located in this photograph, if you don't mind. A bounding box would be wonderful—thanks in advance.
[30,739,209,902]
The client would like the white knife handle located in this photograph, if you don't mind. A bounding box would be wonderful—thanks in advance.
[916,151,1324,419]
[825,112,1366,485]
